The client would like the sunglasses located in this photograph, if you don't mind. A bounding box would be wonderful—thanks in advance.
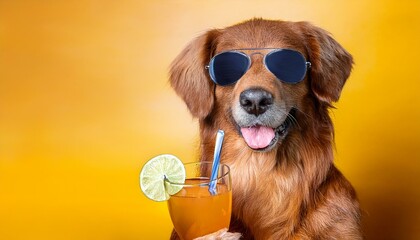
[206,48,311,86]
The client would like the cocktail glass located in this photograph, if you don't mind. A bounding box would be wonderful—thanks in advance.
[164,161,232,240]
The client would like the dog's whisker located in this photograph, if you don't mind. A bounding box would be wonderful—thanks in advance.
[294,107,314,122]
[287,112,298,124]
[287,111,300,129]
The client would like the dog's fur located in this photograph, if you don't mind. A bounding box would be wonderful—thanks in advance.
[169,19,362,239]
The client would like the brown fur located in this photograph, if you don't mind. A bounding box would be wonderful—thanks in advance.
[169,19,362,239]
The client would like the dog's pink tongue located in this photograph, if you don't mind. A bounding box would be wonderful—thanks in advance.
[241,126,275,149]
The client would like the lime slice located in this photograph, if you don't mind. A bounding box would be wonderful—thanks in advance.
[139,154,186,201]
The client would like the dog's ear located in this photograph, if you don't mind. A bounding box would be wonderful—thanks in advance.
[298,22,353,103]
[169,30,221,119]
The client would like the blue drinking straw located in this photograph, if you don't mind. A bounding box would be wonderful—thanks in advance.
[209,130,224,195]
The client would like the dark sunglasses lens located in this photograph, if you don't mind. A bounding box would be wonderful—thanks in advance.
[209,52,249,86]
[265,49,307,83]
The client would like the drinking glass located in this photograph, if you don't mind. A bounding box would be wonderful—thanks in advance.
[164,161,232,240]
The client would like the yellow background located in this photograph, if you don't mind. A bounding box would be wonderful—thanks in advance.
[1,1,419,239]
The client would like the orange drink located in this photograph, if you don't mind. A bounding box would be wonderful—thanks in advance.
[165,162,232,240]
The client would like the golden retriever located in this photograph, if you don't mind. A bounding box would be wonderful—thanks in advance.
[169,18,362,239]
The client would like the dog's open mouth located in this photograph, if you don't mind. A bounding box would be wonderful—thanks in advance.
[238,109,295,151]
[241,125,276,149]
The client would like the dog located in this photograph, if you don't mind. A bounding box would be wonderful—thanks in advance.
[169,18,362,239]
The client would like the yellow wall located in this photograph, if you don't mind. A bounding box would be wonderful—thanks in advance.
[1,1,419,239]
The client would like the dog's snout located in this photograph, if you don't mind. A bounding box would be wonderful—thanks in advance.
[240,88,273,116]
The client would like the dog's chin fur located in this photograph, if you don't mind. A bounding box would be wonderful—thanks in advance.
[169,18,362,239]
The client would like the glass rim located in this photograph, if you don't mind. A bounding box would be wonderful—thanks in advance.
[163,161,230,187]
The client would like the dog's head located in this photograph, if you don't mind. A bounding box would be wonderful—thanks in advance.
[170,19,352,152]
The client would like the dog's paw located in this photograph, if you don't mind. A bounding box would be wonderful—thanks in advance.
[193,228,242,240]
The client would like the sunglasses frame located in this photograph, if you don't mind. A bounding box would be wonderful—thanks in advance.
[206,48,311,86]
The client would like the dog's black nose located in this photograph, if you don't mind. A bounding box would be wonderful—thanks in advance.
[240,88,273,116]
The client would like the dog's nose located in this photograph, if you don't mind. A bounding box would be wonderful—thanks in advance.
[240,88,273,116]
